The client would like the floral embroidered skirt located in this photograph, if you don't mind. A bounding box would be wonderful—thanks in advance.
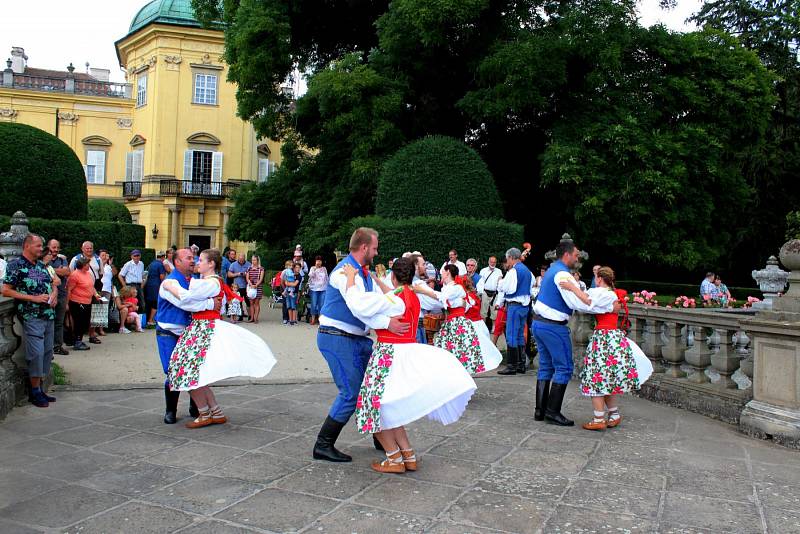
[471,320,502,373]
[579,329,652,396]
[434,316,485,374]
[355,341,476,434]
[168,319,276,391]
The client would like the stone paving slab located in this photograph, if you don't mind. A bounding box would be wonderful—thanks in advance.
[0,377,799,533]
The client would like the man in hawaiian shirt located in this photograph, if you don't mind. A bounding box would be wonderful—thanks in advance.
[2,234,57,408]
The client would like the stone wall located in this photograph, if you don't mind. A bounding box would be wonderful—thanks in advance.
[0,297,27,420]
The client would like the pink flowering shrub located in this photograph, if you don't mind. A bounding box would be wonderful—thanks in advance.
[630,290,658,306]
[673,296,697,309]
[741,296,761,309]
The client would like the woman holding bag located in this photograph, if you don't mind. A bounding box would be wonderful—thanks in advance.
[66,257,102,350]
[245,255,265,323]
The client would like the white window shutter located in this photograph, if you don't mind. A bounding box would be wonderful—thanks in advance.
[133,150,144,181]
[84,164,89,181]
[125,152,133,181]
[258,159,268,182]
[95,151,105,183]
[183,150,193,180]
[212,151,223,182]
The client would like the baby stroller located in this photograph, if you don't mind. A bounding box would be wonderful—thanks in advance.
[269,272,284,309]
[297,281,312,323]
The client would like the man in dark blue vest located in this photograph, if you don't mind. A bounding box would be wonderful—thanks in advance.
[155,248,220,424]
[497,247,533,375]
[531,241,584,426]
[313,228,410,462]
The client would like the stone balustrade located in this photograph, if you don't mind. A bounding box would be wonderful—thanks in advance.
[0,297,25,420]
[567,305,757,424]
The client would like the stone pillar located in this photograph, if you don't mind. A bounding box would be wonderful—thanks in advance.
[168,207,182,248]
[221,207,231,250]
[711,327,738,389]
[642,318,665,373]
[661,321,686,378]
[739,239,800,448]
[0,212,29,420]
[685,327,712,384]
[2,59,12,87]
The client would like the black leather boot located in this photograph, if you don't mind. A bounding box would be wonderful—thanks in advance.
[534,380,550,421]
[163,383,180,424]
[517,348,528,374]
[373,435,384,451]
[313,416,352,462]
[497,347,518,375]
[544,382,574,426]
[189,397,199,418]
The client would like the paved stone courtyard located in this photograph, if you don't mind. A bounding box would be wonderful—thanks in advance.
[1,375,799,533]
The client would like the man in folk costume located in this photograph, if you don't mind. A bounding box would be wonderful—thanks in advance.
[156,248,220,424]
[313,228,410,462]
[497,248,533,376]
[532,240,613,426]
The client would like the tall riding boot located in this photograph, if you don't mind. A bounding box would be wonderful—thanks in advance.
[534,380,550,421]
[544,382,574,426]
[517,348,528,374]
[189,397,199,418]
[497,347,518,375]
[163,383,180,424]
[313,416,352,462]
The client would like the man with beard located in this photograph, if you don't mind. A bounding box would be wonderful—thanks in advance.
[156,248,221,424]
[313,228,410,462]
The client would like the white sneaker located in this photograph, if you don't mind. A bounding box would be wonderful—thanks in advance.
[119,327,132,334]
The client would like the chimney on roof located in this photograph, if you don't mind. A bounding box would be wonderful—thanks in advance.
[90,68,110,82]
[10,47,27,74]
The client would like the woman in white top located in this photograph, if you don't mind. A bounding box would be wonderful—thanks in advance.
[414,264,485,374]
[307,256,329,325]
[163,249,175,274]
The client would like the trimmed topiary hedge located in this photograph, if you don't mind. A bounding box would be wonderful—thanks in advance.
[335,215,524,265]
[88,199,132,223]
[375,136,504,220]
[0,215,145,263]
[0,122,88,220]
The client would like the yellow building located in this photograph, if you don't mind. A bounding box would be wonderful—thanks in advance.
[0,0,281,252]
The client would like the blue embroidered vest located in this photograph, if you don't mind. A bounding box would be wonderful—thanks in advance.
[537,260,573,315]
[505,262,533,300]
[320,254,373,330]
[155,270,192,326]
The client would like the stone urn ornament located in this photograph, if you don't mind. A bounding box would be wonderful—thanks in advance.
[773,239,800,312]
[751,255,789,310]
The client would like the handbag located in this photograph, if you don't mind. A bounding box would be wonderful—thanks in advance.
[246,285,258,300]
[91,302,109,327]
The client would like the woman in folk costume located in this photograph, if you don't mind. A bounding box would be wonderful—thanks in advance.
[163,249,277,429]
[462,275,503,373]
[414,264,485,374]
[558,266,653,431]
[349,257,476,473]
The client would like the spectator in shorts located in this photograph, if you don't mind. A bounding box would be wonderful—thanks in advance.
[227,252,251,320]
[144,251,167,327]
[2,234,58,407]
[119,286,144,332]
[119,250,145,314]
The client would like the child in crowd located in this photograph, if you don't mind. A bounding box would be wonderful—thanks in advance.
[119,286,144,333]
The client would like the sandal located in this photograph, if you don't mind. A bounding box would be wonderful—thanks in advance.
[89,337,102,344]
[607,414,622,428]
[371,451,406,474]
[400,449,418,471]
[582,418,607,431]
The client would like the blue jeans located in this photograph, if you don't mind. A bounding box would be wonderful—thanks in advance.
[286,294,297,310]
[416,320,427,344]
[156,330,179,385]
[310,290,326,316]
[317,330,373,423]
[532,321,573,384]
[505,304,528,348]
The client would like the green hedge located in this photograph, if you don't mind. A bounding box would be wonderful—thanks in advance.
[0,122,88,220]
[335,215,524,265]
[375,136,503,220]
[616,279,761,300]
[88,199,132,223]
[0,215,146,262]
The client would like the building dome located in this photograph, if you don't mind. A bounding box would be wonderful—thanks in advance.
[129,0,203,34]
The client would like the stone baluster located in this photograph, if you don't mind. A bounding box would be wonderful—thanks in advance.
[642,318,665,373]
[684,326,712,384]
[710,328,738,389]
[661,321,686,378]
[571,313,593,377]
[735,330,754,386]
[628,315,645,346]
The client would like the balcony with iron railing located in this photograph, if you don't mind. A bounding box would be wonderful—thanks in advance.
[159,179,240,199]
[122,181,142,199]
